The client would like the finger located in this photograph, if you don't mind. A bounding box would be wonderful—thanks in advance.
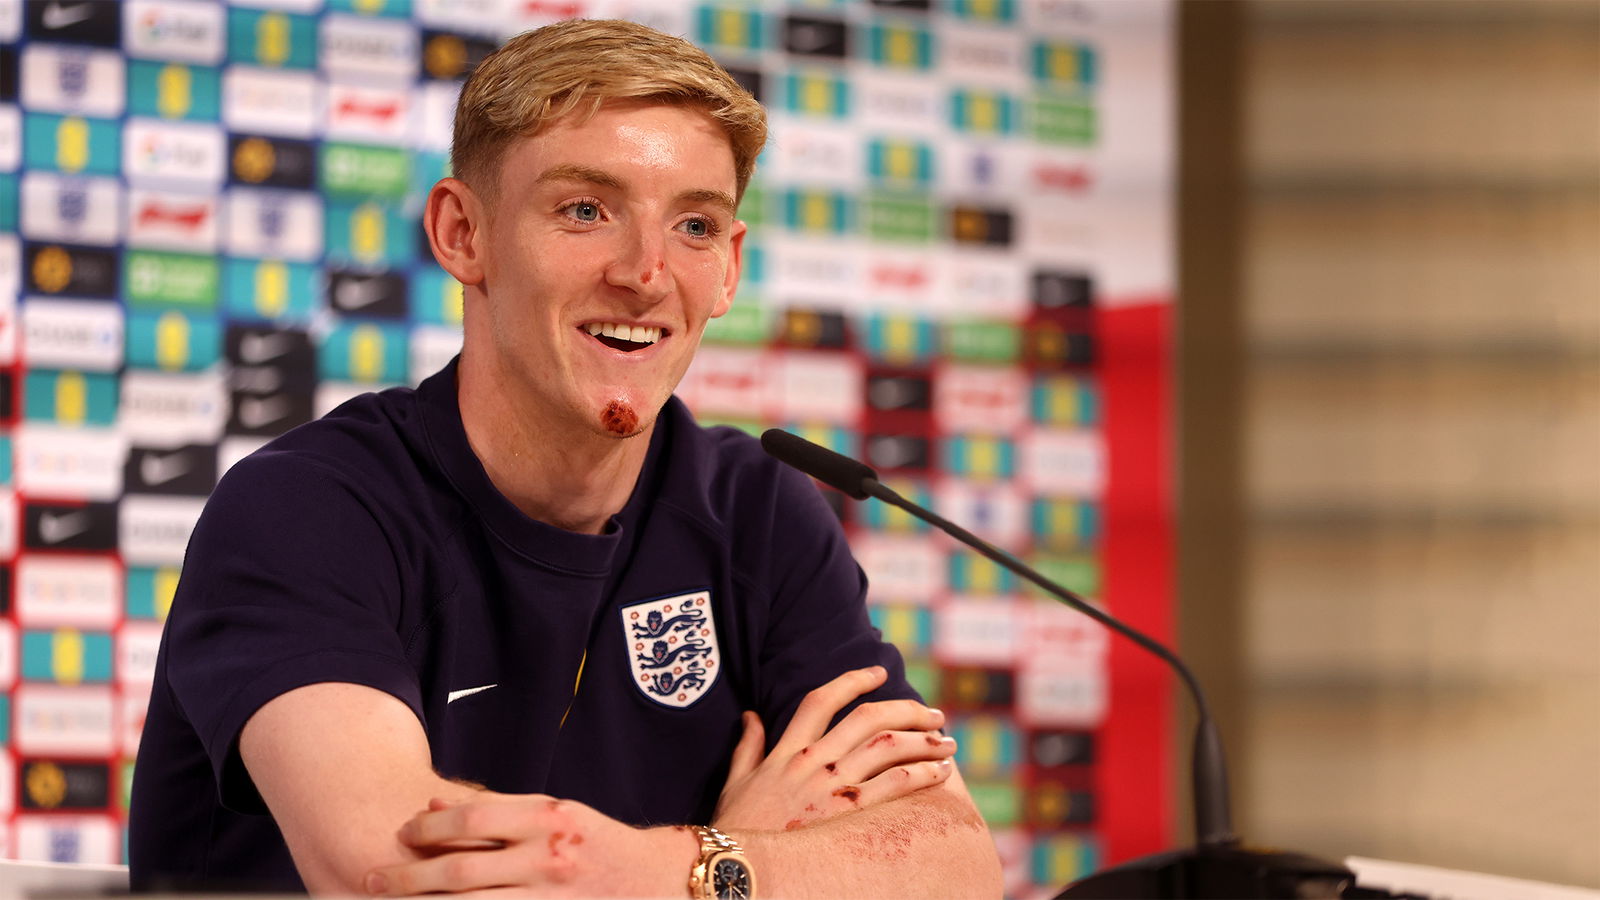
[725,711,766,783]
[829,730,957,784]
[850,758,955,809]
[400,797,558,848]
[772,666,887,755]
[806,699,945,762]
[366,849,514,896]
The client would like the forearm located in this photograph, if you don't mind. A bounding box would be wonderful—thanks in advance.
[729,782,1003,900]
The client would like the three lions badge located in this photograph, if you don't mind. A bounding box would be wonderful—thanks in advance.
[621,591,720,708]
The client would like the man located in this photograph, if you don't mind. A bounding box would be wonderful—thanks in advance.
[130,19,1003,898]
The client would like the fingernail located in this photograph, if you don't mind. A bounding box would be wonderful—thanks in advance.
[364,873,388,895]
[929,707,945,722]
[937,758,954,770]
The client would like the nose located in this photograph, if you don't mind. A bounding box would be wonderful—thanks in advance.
[604,222,672,303]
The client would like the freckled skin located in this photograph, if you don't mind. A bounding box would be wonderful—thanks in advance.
[824,762,837,774]
[868,733,895,749]
[548,831,566,856]
[925,734,943,747]
[784,818,805,831]
[600,399,638,435]
[832,786,861,805]
[804,804,818,813]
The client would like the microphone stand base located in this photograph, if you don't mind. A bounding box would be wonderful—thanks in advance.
[1054,843,1355,899]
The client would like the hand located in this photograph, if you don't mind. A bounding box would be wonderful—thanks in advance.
[713,665,956,833]
[363,793,695,897]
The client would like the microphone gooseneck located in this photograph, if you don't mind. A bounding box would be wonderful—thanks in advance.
[760,428,1236,849]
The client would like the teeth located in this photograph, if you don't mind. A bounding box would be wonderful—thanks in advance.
[585,323,661,345]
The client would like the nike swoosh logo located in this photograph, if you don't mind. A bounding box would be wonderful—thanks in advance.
[237,395,290,429]
[447,684,498,704]
[39,510,91,544]
[239,332,292,364]
[334,279,384,310]
[140,451,192,487]
[42,1,94,30]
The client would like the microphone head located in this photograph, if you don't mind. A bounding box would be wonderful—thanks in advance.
[760,429,877,500]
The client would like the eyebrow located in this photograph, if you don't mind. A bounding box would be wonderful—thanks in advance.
[535,165,737,217]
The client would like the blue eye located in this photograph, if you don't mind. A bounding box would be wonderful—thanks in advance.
[684,219,708,236]
[570,202,601,222]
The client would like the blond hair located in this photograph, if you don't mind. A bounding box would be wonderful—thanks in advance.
[452,19,767,205]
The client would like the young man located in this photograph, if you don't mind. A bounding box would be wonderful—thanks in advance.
[130,19,1003,898]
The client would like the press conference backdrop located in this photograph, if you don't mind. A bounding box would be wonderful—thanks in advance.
[0,2,1175,896]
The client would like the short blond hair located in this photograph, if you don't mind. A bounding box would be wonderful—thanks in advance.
[452,19,767,205]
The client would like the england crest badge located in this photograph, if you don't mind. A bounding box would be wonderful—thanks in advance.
[621,591,721,708]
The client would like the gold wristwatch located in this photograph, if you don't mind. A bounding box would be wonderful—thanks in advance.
[687,825,755,900]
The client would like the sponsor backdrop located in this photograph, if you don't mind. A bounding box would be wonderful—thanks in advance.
[0,0,1173,895]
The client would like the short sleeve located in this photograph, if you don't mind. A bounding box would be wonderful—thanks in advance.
[161,451,423,814]
[751,465,921,748]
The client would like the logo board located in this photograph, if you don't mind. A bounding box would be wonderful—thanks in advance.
[620,590,720,708]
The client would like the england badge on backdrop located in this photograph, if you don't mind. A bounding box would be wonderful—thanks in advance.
[620,591,720,708]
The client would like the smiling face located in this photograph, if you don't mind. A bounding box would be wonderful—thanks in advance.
[464,101,745,439]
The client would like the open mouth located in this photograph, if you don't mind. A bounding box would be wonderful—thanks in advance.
[584,322,665,353]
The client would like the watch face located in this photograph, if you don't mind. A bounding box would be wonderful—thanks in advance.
[712,856,752,900]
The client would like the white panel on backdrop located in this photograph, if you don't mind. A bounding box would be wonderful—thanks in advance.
[853,72,945,138]
[936,598,1021,667]
[320,14,419,84]
[14,425,127,501]
[224,188,324,261]
[0,619,15,691]
[773,351,862,425]
[123,119,227,186]
[1017,658,1107,728]
[127,188,221,252]
[20,45,126,118]
[0,104,19,171]
[416,82,461,153]
[117,621,166,687]
[0,489,15,560]
[14,814,122,865]
[415,0,510,37]
[675,345,771,420]
[763,122,865,190]
[936,364,1029,434]
[861,247,947,314]
[1022,428,1105,498]
[16,557,121,629]
[767,237,866,313]
[21,299,124,372]
[20,173,124,246]
[410,326,463,386]
[0,0,18,42]
[854,535,946,605]
[120,495,207,567]
[946,249,1029,319]
[1025,598,1111,663]
[325,82,413,144]
[14,685,118,759]
[937,24,1026,90]
[218,436,271,481]
[934,478,1029,551]
[119,370,228,445]
[125,0,227,64]
[224,66,322,138]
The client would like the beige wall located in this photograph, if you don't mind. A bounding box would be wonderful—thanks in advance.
[1182,0,1599,888]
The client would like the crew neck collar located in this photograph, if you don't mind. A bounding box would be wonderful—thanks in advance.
[414,358,666,577]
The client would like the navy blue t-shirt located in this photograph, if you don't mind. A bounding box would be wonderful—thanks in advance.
[129,360,916,892]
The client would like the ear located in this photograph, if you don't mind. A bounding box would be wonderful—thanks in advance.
[424,177,487,287]
[712,219,747,319]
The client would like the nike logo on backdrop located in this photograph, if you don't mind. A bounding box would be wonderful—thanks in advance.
[139,451,192,487]
[42,2,94,30]
[447,684,498,704]
[39,510,91,544]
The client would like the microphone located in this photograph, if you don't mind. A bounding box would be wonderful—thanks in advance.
[761,429,1355,899]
